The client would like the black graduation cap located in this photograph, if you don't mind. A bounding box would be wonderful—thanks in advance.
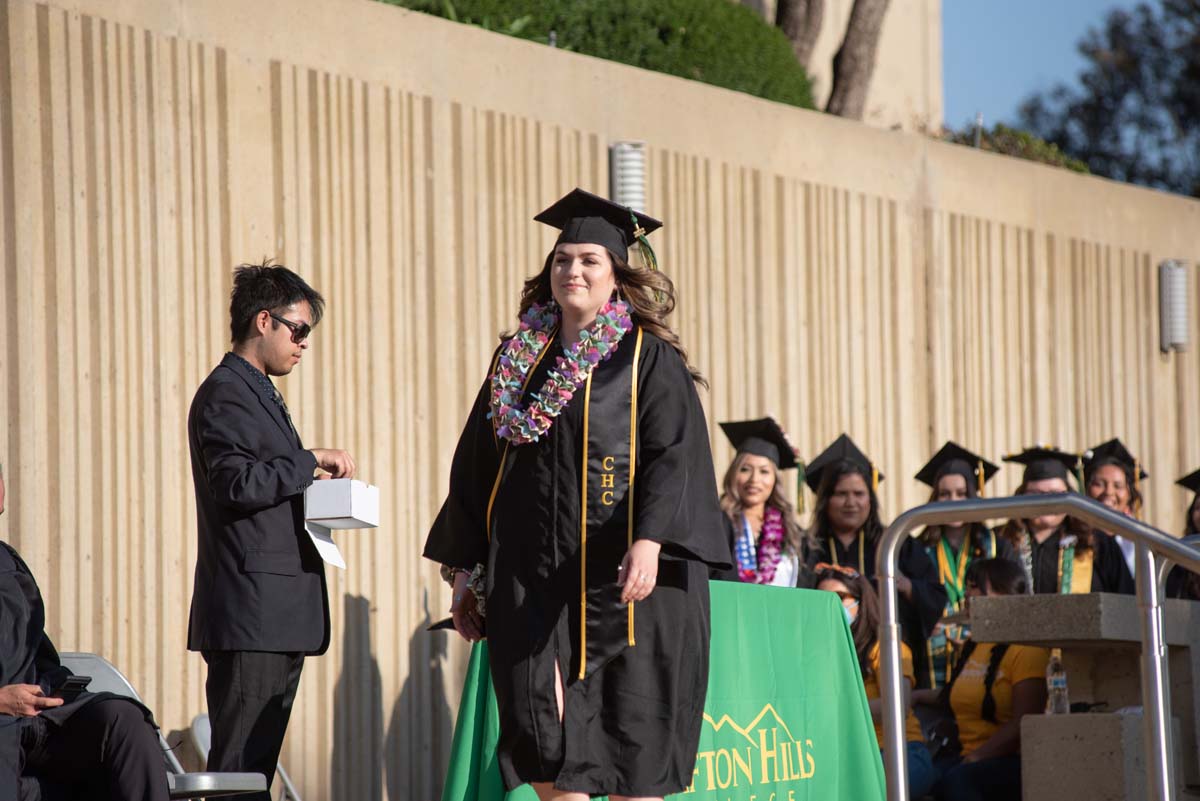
[1003,445,1082,486]
[719,417,799,470]
[1083,438,1149,481]
[534,188,663,263]
[1177,468,1200,495]
[805,434,881,492]
[915,441,999,491]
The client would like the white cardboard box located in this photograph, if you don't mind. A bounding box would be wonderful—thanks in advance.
[304,479,380,529]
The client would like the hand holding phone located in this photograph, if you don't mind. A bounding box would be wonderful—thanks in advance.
[49,675,91,703]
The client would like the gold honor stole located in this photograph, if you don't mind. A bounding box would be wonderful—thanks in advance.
[578,327,644,679]
[1058,541,1094,594]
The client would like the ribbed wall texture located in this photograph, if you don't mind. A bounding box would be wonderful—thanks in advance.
[2,1,1199,799]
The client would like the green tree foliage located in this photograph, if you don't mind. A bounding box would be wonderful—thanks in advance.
[1019,0,1200,197]
[945,123,1090,175]
[382,0,815,109]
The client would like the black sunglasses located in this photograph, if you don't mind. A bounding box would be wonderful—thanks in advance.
[267,312,312,344]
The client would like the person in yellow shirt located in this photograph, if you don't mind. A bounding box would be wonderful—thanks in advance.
[814,563,936,799]
[935,558,1049,801]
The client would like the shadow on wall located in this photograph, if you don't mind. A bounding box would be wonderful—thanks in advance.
[386,591,453,801]
[331,594,384,801]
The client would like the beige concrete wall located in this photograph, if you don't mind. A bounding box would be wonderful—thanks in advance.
[741,0,944,131]
[1,0,1198,798]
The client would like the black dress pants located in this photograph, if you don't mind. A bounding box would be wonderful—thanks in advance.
[203,650,304,801]
[22,698,169,801]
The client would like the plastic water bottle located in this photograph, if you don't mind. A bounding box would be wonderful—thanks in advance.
[1046,648,1070,714]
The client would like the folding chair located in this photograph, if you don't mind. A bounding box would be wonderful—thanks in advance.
[189,714,303,801]
[57,652,266,799]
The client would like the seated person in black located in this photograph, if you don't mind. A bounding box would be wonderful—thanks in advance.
[0,464,168,801]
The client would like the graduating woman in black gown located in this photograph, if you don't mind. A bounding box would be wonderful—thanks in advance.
[805,434,947,689]
[1166,468,1200,601]
[1082,438,1147,595]
[996,446,1127,594]
[424,189,730,801]
[914,442,1016,689]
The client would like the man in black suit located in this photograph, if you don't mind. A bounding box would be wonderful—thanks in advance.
[188,262,355,798]
[0,464,168,801]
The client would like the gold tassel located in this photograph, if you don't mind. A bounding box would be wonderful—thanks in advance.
[977,459,986,496]
[797,461,807,514]
[630,212,665,304]
[871,465,879,493]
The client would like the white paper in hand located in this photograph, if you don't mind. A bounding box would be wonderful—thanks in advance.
[305,521,347,570]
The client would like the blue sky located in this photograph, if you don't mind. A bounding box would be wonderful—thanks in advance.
[942,0,1140,131]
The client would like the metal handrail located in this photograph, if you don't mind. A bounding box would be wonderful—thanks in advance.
[876,493,1200,801]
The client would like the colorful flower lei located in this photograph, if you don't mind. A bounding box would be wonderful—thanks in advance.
[737,506,787,584]
[488,299,633,445]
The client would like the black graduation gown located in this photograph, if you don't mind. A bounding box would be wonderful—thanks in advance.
[424,331,730,796]
[811,533,947,689]
[0,541,155,799]
[1024,528,1128,594]
[1165,565,1200,600]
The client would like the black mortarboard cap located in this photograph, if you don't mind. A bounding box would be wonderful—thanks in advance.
[1083,438,1149,481]
[719,417,798,470]
[805,434,882,492]
[1003,446,1082,485]
[534,188,663,263]
[1177,468,1200,495]
[915,441,999,490]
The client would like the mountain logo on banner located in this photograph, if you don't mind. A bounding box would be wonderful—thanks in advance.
[686,704,816,796]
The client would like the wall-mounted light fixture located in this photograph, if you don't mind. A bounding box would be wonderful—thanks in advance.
[609,141,647,212]
[1159,259,1189,353]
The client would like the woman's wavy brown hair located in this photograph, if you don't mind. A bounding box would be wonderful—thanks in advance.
[718,452,815,557]
[509,246,706,386]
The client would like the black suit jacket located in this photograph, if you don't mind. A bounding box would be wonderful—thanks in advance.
[187,353,329,655]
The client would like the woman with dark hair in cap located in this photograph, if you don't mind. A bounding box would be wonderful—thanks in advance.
[996,446,1126,594]
[424,189,730,801]
[1165,468,1200,600]
[806,434,946,688]
[1082,438,1147,594]
[715,417,817,587]
[915,442,1016,689]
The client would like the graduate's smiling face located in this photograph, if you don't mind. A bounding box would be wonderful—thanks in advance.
[550,243,616,322]
[733,454,776,509]
[827,473,870,533]
[1086,463,1131,515]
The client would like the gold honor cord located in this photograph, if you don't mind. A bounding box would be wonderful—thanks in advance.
[626,328,644,647]
[828,532,866,571]
[937,539,970,612]
[485,329,559,542]
[579,371,595,680]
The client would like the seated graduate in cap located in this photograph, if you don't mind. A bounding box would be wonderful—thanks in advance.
[806,434,946,689]
[1165,468,1200,601]
[914,443,1017,690]
[424,188,730,801]
[1082,438,1148,595]
[996,446,1126,595]
[714,418,817,588]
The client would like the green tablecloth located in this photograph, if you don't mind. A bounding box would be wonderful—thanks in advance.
[441,581,886,801]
